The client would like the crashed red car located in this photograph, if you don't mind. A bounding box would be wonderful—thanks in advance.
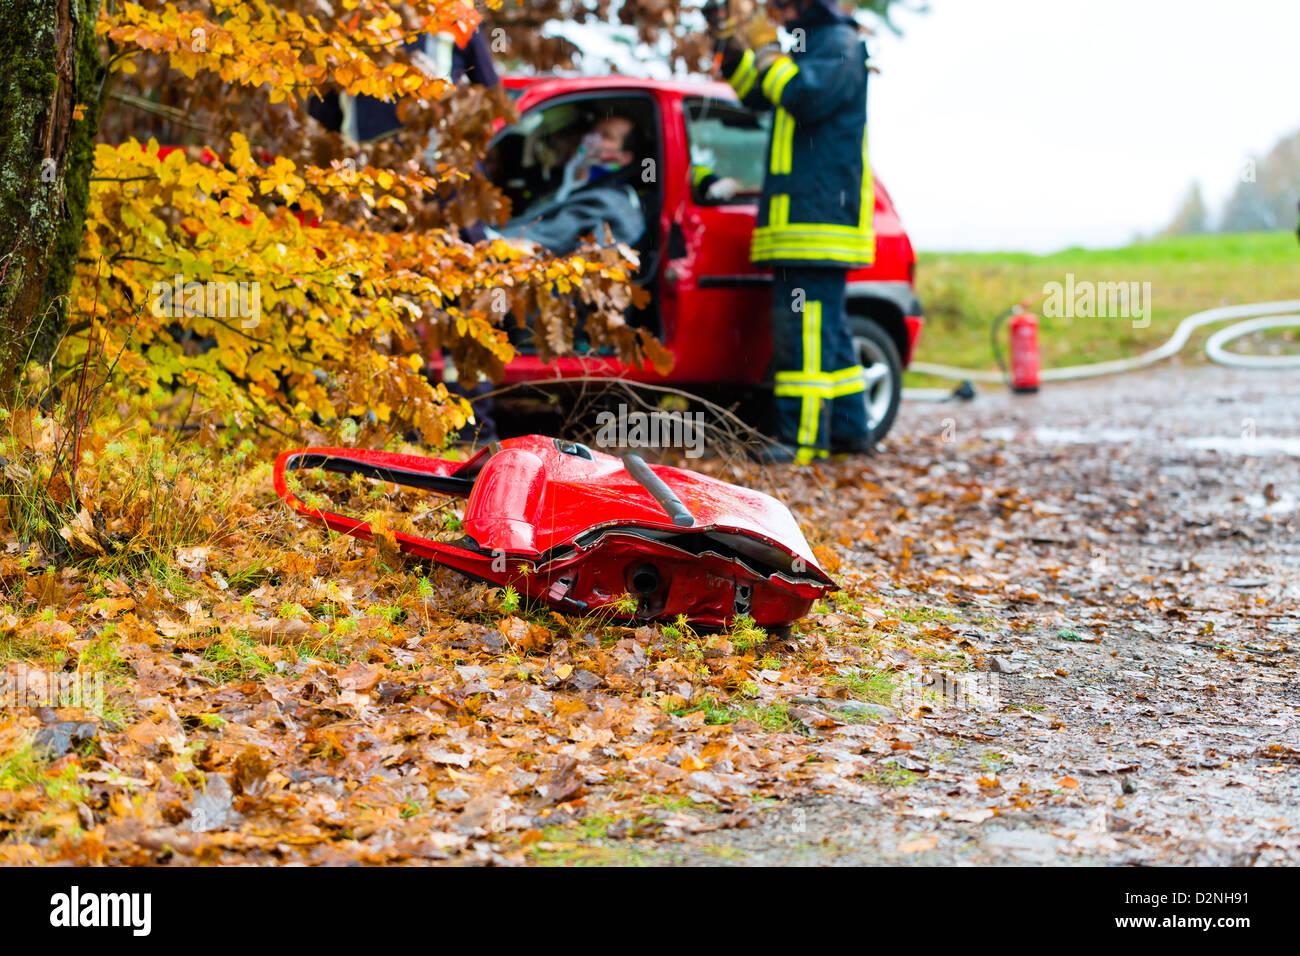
[476,75,923,441]
[275,435,834,630]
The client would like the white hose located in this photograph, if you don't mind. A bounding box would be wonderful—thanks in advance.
[909,300,1300,385]
[1205,314,1300,369]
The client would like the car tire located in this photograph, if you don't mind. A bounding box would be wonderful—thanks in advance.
[847,314,903,443]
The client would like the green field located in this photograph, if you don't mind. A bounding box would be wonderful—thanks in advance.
[908,231,1299,385]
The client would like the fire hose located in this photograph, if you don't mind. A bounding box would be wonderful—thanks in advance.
[906,300,1300,396]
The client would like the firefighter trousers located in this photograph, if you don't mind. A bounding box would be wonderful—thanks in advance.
[770,266,870,461]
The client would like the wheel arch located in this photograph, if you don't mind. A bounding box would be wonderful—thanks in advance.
[845,281,921,366]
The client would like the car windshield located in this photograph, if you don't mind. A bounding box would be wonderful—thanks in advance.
[684,97,769,202]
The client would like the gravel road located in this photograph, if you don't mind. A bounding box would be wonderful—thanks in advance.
[597,365,1300,865]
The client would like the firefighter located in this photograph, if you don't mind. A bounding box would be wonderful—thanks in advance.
[710,0,875,463]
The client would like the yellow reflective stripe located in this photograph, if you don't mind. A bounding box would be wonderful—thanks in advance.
[774,375,832,393]
[692,165,711,187]
[768,193,789,226]
[829,365,867,397]
[757,237,874,248]
[779,108,794,172]
[754,246,878,264]
[769,108,794,175]
[795,445,828,465]
[752,236,875,250]
[774,372,824,446]
[774,367,865,398]
[756,223,875,239]
[755,249,876,265]
[727,49,756,95]
[768,111,780,174]
[736,64,759,99]
[752,239,877,262]
[775,383,863,398]
[797,394,818,447]
[761,57,798,104]
[769,60,798,105]
[803,299,822,374]
[859,125,875,232]
[767,298,822,449]
[752,225,877,261]
[754,238,875,250]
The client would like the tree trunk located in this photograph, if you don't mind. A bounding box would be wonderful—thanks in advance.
[0,0,105,391]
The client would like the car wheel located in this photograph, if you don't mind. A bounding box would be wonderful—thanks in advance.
[847,315,902,442]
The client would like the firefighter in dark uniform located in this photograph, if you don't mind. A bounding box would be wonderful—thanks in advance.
[711,0,875,463]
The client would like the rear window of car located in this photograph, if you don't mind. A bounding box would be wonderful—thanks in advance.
[683,97,769,202]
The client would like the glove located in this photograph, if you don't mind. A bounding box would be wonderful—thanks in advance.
[743,14,779,49]
[754,42,784,73]
[703,1,735,39]
[704,1,749,76]
[705,177,740,201]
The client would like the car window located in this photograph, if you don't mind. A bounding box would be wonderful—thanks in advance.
[684,98,769,203]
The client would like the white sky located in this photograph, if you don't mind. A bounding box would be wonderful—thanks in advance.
[866,0,1300,251]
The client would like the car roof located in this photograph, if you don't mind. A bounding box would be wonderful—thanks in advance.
[506,74,737,101]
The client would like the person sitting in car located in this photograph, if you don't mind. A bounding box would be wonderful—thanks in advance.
[492,114,647,255]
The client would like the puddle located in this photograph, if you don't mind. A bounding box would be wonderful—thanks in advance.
[980,426,1146,445]
[1242,491,1299,516]
[1182,436,1300,457]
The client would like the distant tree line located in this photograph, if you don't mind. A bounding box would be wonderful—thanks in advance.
[1162,126,1300,236]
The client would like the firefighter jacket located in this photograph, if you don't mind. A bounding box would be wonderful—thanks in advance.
[724,13,874,268]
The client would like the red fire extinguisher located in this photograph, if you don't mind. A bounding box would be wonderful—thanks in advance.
[1008,308,1040,393]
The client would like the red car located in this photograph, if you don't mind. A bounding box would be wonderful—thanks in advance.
[483,75,923,441]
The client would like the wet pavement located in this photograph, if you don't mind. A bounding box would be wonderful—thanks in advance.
[613,366,1300,865]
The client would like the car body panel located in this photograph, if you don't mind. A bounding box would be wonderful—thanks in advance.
[274,436,835,627]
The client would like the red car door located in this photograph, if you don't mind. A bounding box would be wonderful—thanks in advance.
[659,93,774,386]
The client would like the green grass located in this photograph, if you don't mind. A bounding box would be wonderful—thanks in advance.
[202,631,275,682]
[526,813,645,866]
[0,740,48,792]
[895,606,961,625]
[827,669,896,705]
[861,762,920,787]
[911,231,1299,384]
[0,739,89,808]
[78,625,129,674]
[669,695,801,733]
[0,625,53,665]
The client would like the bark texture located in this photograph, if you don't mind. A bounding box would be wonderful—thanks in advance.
[0,0,105,387]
